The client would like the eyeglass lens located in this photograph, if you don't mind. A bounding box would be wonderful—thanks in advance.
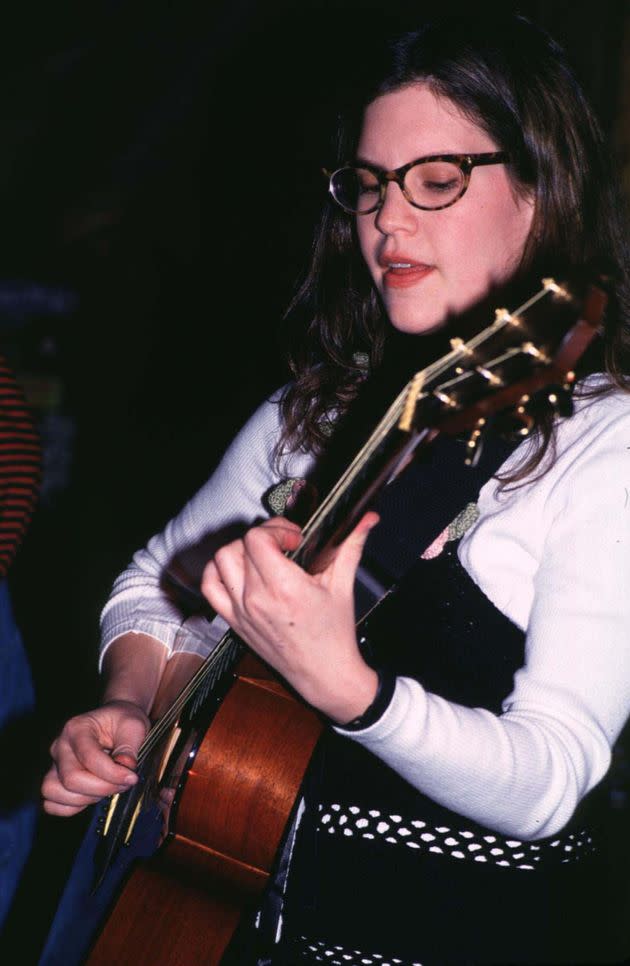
[331,160,466,212]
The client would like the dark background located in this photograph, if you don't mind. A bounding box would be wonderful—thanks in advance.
[1,1,630,961]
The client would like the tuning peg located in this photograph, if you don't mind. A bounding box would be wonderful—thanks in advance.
[475,365,503,387]
[521,341,551,364]
[493,395,534,440]
[433,389,458,408]
[464,417,487,466]
[542,277,572,301]
[513,397,535,435]
[494,307,521,327]
[450,338,474,376]
[545,385,574,417]
[450,336,473,355]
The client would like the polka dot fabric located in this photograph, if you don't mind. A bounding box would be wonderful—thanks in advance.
[294,935,420,965]
[317,802,594,870]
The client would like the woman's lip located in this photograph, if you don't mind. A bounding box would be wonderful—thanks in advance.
[383,264,435,288]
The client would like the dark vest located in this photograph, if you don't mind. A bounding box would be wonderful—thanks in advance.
[275,438,619,966]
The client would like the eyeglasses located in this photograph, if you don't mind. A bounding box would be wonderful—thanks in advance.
[326,152,510,214]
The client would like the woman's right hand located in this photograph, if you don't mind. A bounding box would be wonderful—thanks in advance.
[41,699,150,816]
[41,632,168,817]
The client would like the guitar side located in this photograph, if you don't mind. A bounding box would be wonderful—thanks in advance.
[86,652,322,965]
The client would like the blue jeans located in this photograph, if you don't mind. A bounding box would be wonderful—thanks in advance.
[0,579,37,930]
[38,800,162,965]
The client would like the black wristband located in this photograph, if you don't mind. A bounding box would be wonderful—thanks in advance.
[336,667,397,731]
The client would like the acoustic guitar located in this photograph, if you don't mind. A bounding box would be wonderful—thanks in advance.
[84,271,608,964]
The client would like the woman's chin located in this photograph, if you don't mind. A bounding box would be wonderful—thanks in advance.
[387,312,450,336]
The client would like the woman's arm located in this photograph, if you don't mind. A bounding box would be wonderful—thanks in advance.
[99,390,314,666]
[41,633,165,815]
[337,395,630,839]
[42,390,314,815]
[200,393,630,841]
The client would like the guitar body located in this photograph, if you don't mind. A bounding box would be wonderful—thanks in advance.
[87,652,323,965]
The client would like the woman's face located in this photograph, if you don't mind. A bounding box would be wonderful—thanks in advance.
[356,84,535,334]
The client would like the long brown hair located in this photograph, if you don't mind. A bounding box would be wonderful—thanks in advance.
[278,14,630,472]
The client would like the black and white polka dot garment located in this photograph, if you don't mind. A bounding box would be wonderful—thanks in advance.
[317,802,595,870]
[293,935,422,965]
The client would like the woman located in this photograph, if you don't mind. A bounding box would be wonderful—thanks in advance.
[41,14,630,965]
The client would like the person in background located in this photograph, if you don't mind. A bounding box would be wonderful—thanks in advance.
[0,349,40,930]
[41,14,630,964]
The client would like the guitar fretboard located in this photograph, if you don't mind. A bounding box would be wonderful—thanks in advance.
[137,630,245,766]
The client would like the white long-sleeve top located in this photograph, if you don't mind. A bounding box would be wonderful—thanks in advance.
[100,378,630,841]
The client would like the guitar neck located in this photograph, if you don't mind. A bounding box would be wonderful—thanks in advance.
[138,395,428,762]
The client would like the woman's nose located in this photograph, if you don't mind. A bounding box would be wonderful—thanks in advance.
[374,180,418,235]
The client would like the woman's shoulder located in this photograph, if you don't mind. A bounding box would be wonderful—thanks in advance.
[496,375,630,482]
[226,384,315,480]
[572,373,630,415]
[471,375,630,526]
[555,374,630,453]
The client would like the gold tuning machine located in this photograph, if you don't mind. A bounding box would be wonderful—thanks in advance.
[433,390,458,408]
[513,396,535,436]
[521,342,550,364]
[465,417,487,466]
[542,277,571,301]
[495,394,534,440]
[545,383,574,417]
[450,336,474,354]
[494,307,520,327]
[475,365,503,387]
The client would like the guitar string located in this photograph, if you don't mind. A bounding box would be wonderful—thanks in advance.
[134,284,554,765]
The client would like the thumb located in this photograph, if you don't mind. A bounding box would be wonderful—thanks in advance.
[107,707,149,771]
[111,746,140,771]
[332,510,380,591]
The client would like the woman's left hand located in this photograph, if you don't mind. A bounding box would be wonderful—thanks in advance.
[201,513,380,724]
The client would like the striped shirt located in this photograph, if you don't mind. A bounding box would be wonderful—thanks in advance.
[0,352,41,577]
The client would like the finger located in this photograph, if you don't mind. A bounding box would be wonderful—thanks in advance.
[111,746,140,770]
[54,753,137,798]
[328,511,380,592]
[41,766,121,808]
[256,516,303,553]
[241,520,303,586]
[50,737,126,789]
[43,800,94,817]
[42,783,102,810]
[158,787,176,808]
[69,726,144,785]
[212,542,246,606]
[201,559,237,621]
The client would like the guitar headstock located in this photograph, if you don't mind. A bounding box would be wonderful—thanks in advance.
[398,272,608,461]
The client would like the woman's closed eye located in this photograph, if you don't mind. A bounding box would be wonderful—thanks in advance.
[422,177,459,193]
[358,172,380,194]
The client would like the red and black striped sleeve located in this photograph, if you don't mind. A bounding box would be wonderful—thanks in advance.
[0,353,41,578]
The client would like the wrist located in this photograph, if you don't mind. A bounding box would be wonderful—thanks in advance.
[100,697,150,720]
[101,633,168,714]
[326,667,397,731]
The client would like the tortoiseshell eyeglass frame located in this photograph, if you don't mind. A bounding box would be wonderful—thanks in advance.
[324,151,510,214]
